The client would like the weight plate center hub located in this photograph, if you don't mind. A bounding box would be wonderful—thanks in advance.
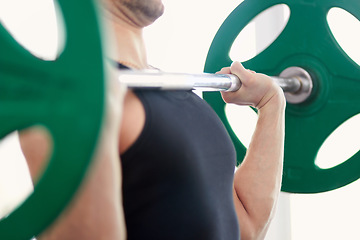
[279,56,330,117]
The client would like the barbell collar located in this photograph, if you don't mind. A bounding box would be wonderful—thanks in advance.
[271,76,302,92]
[280,66,314,104]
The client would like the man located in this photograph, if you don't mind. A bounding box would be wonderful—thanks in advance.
[104,0,285,239]
[21,0,285,239]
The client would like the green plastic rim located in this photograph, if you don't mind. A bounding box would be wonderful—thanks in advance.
[204,0,360,193]
[0,0,105,238]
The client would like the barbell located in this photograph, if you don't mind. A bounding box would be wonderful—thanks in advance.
[0,0,360,238]
[117,66,313,104]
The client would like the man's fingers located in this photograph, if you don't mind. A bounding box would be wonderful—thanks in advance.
[216,66,231,74]
[230,61,254,85]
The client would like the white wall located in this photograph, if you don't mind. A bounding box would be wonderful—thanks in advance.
[1,0,360,239]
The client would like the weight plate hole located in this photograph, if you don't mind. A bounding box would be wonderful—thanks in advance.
[327,7,360,66]
[229,4,290,62]
[225,105,258,148]
[0,0,66,61]
[0,126,53,219]
[316,113,360,169]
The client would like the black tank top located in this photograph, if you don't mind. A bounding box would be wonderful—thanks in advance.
[119,65,240,239]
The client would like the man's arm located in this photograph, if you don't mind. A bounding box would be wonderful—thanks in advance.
[219,62,286,240]
[19,76,126,240]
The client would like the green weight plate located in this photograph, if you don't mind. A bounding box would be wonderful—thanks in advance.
[0,0,105,238]
[204,0,360,193]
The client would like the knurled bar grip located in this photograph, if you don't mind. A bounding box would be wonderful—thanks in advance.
[118,69,303,93]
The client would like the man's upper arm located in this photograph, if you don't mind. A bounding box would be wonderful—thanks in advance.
[18,127,53,182]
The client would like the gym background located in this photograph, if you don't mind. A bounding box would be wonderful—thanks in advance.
[0,0,360,239]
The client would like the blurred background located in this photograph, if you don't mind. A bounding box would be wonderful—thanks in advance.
[0,0,360,239]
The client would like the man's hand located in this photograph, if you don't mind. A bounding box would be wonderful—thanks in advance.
[217,61,285,110]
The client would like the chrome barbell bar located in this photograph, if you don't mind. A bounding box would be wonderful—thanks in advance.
[118,66,313,103]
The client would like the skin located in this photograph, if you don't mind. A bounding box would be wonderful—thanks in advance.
[19,0,285,239]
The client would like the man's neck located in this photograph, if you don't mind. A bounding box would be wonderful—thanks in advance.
[104,14,149,70]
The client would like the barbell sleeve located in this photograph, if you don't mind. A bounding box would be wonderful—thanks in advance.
[117,69,308,93]
[271,76,302,93]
